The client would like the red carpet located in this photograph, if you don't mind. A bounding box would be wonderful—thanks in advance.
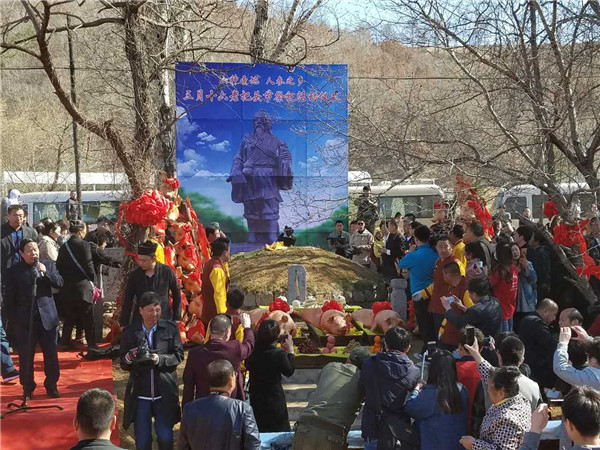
[1,350,119,449]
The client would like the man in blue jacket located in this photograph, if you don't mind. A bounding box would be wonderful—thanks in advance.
[398,225,439,346]
[359,327,420,450]
[179,359,260,450]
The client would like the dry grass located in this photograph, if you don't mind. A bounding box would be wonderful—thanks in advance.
[229,246,383,296]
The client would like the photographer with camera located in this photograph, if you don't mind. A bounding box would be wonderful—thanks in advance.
[246,319,295,432]
[183,313,254,405]
[405,349,469,450]
[120,292,184,450]
[442,277,502,341]
[328,220,351,259]
[359,327,420,450]
[277,226,296,247]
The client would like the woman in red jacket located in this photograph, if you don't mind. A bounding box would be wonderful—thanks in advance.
[489,242,518,332]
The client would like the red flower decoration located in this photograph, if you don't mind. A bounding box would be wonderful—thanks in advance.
[269,298,291,312]
[543,200,560,219]
[189,271,201,283]
[322,300,343,313]
[164,177,180,190]
[553,222,588,249]
[154,222,166,235]
[123,190,172,227]
[433,201,446,210]
[372,301,393,317]
[182,246,199,264]
[467,200,494,237]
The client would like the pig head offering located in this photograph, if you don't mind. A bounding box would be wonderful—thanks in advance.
[352,302,404,334]
[371,309,404,334]
[247,308,297,337]
[294,305,351,336]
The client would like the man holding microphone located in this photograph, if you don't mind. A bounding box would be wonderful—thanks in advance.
[5,238,63,399]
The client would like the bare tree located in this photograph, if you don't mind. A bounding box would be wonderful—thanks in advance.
[1,0,339,196]
[366,0,600,214]
[249,0,339,64]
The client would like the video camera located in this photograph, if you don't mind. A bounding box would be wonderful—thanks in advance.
[328,234,347,246]
[134,332,157,368]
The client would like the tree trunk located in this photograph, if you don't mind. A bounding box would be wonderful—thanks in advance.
[156,1,176,176]
[250,0,269,63]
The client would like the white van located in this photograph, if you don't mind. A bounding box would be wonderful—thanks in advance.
[349,178,444,224]
[19,190,126,224]
[495,183,594,222]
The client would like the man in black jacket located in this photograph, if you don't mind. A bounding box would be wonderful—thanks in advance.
[519,298,559,389]
[1,204,38,337]
[71,388,124,449]
[120,292,184,450]
[56,220,97,349]
[463,222,494,269]
[85,217,116,249]
[381,218,406,281]
[1,204,38,279]
[528,230,552,301]
[443,277,503,340]
[179,359,260,450]
[120,241,181,328]
[359,327,420,449]
[5,238,63,399]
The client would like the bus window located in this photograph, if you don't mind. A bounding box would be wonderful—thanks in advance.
[33,202,66,222]
[378,196,435,219]
[99,201,120,219]
[504,196,527,218]
[82,203,101,223]
[81,201,120,223]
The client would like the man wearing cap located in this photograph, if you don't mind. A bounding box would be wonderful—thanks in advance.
[120,241,182,328]
[1,188,21,222]
[292,347,372,450]
[210,222,227,240]
[201,238,230,326]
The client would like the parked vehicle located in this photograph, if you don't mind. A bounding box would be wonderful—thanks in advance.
[494,183,594,222]
[19,190,126,224]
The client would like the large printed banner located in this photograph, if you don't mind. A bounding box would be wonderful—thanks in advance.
[175,62,348,253]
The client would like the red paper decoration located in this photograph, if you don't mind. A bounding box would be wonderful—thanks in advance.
[269,298,291,313]
[543,200,560,219]
[123,190,172,227]
[322,299,343,313]
[372,301,393,317]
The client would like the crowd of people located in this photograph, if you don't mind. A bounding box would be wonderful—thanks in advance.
[5,185,600,450]
[315,199,600,450]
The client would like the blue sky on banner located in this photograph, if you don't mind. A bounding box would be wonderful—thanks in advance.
[175,62,348,229]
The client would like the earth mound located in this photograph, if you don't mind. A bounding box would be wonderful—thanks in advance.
[229,246,383,297]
